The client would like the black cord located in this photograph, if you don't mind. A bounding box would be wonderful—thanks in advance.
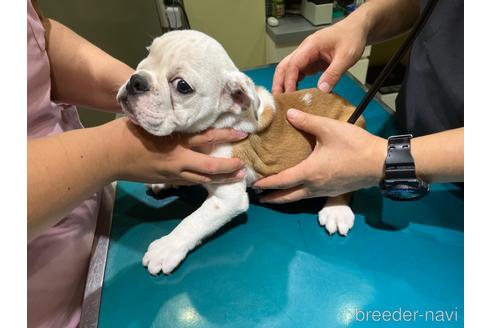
[347,0,440,124]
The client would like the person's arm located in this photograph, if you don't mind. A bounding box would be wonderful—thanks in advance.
[45,18,133,112]
[357,0,420,44]
[28,118,247,242]
[412,128,464,183]
[272,0,420,94]
[253,109,463,203]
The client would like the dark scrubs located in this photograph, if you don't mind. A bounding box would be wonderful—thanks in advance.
[395,0,463,137]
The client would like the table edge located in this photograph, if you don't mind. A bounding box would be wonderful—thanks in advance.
[80,183,116,328]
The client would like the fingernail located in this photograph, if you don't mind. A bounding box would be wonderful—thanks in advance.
[319,82,332,93]
[287,108,301,120]
[235,131,248,139]
[235,169,246,178]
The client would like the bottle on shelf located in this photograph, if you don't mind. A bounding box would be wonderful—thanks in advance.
[273,0,285,18]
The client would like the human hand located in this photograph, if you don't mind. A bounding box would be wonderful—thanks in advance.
[253,109,386,203]
[272,19,368,94]
[106,118,248,185]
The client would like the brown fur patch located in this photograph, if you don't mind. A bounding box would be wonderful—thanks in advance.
[232,88,365,178]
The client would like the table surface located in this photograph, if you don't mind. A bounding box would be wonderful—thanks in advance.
[92,65,464,328]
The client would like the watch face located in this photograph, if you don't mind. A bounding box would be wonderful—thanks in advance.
[386,187,422,200]
[382,181,429,201]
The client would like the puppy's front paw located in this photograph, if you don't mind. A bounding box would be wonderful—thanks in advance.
[318,205,355,236]
[146,183,168,195]
[142,236,189,275]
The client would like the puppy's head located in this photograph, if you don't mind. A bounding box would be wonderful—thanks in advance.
[117,30,260,136]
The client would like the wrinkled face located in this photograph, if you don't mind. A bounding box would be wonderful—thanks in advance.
[117,30,259,136]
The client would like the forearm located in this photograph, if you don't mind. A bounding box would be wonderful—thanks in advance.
[45,19,133,112]
[27,123,119,242]
[253,112,463,203]
[412,128,464,183]
[344,0,420,44]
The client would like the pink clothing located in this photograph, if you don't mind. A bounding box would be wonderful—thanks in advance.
[28,1,101,327]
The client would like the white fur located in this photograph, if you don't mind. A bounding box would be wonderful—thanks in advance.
[301,92,312,106]
[117,31,260,136]
[123,31,355,275]
[318,203,355,236]
[256,86,275,117]
[143,180,249,275]
[147,183,167,194]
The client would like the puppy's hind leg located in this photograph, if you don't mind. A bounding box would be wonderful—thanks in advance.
[318,193,355,236]
[142,180,249,275]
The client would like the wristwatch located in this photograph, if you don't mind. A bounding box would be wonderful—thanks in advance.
[379,134,429,201]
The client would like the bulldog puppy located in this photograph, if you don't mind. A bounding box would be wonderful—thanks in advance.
[117,30,365,275]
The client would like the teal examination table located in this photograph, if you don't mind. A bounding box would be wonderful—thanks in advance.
[80,65,464,328]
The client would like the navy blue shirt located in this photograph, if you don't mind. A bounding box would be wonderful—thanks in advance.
[395,0,463,137]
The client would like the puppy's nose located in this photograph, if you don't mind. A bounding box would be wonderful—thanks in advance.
[126,74,150,95]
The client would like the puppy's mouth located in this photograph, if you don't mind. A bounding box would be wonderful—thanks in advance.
[118,97,138,123]
[123,104,176,136]
[116,87,179,136]
[123,108,139,125]
[117,91,155,127]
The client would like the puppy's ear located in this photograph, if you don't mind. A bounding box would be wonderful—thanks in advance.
[222,72,259,115]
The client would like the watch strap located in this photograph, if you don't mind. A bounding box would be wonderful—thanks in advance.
[385,134,416,179]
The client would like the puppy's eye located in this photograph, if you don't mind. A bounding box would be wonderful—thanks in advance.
[171,78,194,94]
